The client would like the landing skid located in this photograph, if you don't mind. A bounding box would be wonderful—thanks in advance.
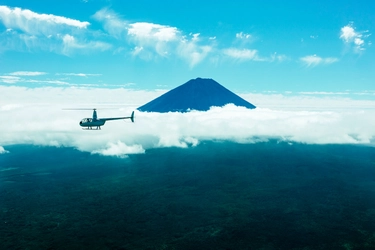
[82,126,101,130]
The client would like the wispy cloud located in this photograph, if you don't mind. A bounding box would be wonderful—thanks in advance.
[223,48,288,63]
[93,8,213,67]
[0,73,71,85]
[128,24,213,66]
[340,22,371,53]
[92,8,128,39]
[127,22,179,58]
[128,22,179,43]
[93,8,181,51]
[223,48,260,61]
[0,6,89,35]
[300,55,338,67]
[56,73,102,77]
[9,71,46,76]
[236,32,252,40]
[26,79,70,85]
[61,34,111,55]
[1,71,49,84]
[0,6,111,55]
[299,91,349,95]
[233,32,255,49]
[270,52,289,62]
[0,75,20,84]
[177,34,213,67]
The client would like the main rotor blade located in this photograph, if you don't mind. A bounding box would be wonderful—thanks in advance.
[62,107,120,110]
[62,108,96,110]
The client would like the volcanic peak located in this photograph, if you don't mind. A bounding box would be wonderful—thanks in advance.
[137,78,256,113]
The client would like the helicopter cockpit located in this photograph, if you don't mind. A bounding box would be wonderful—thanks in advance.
[80,118,92,123]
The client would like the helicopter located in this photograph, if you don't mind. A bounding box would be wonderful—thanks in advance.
[76,109,134,130]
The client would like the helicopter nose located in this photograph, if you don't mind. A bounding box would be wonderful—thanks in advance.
[79,121,82,125]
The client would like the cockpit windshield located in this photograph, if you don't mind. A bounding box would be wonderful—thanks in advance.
[80,118,92,123]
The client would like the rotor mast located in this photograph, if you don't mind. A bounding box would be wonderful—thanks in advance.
[93,109,98,121]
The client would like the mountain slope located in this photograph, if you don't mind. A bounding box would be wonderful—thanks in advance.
[138,78,256,112]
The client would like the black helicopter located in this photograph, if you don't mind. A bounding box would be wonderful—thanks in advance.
[77,109,134,130]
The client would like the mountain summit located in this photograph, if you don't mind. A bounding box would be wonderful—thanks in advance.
[137,78,256,113]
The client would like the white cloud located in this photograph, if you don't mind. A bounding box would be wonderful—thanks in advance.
[340,23,370,53]
[92,141,145,158]
[299,91,349,95]
[61,34,111,55]
[236,32,252,40]
[0,146,9,154]
[354,37,364,46]
[92,8,128,39]
[127,22,179,58]
[270,52,289,62]
[235,32,254,47]
[191,33,200,42]
[128,22,179,43]
[223,48,260,61]
[93,8,213,66]
[223,48,288,63]
[340,25,358,42]
[177,35,212,67]
[93,8,180,45]
[1,86,374,157]
[56,73,102,77]
[240,92,375,111]
[0,75,21,84]
[0,6,112,55]
[300,55,338,67]
[26,79,70,85]
[9,71,47,76]
[0,6,89,35]
[0,73,71,85]
[126,22,213,66]
[1,104,23,111]
[132,46,143,56]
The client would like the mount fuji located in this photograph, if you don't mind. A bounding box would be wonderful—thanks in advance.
[138,78,256,113]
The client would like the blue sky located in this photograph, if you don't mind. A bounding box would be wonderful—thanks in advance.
[0,0,374,94]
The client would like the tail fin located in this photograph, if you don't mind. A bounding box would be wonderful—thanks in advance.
[130,111,134,123]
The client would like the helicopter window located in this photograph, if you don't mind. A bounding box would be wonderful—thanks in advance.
[81,118,91,123]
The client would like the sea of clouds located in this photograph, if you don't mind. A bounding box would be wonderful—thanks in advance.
[1,86,375,157]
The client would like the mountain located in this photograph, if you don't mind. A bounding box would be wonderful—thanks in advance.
[137,78,256,112]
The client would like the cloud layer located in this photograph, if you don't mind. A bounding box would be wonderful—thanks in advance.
[1,86,374,157]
